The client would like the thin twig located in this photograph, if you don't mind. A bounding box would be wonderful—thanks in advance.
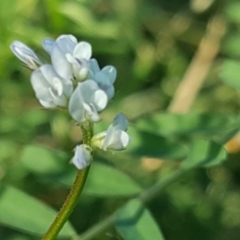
[167,16,226,113]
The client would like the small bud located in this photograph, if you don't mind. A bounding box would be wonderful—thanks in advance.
[10,41,41,70]
[92,113,131,151]
[71,144,92,169]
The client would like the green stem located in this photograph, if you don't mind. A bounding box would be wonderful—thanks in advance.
[42,121,93,240]
[42,168,90,240]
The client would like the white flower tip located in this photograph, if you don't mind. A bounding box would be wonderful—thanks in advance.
[71,145,92,169]
[113,113,129,130]
[74,41,92,60]
[42,38,55,54]
[102,66,117,84]
[101,113,130,151]
[10,40,41,70]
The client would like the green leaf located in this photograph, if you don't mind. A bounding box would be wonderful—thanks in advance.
[20,110,48,128]
[136,112,238,139]
[223,34,240,58]
[21,144,141,198]
[182,140,227,169]
[58,2,119,39]
[125,126,188,160]
[0,140,17,162]
[20,145,69,175]
[225,2,240,23]
[220,60,240,89]
[61,163,142,197]
[115,199,165,240]
[0,185,76,237]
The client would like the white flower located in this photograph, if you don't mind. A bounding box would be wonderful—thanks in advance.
[42,34,91,82]
[88,59,116,100]
[92,113,130,151]
[71,144,92,169]
[10,41,42,70]
[31,64,73,108]
[68,80,108,123]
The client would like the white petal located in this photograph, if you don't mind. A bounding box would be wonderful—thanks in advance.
[80,80,99,103]
[102,66,117,84]
[68,84,85,123]
[103,130,130,151]
[30,68,52,104]
[91,89,108,111]
[88,58,100,74]
[10,41,41,69]
[31,65,70,108]
[49,87,67,107]
[39,99,55,108]
[39,64,58,85]
[71,145,92,169]
[112,113,129,131]
[51,46,72,80]
[42,38,55,54]
[102,113,129,151]
[63,83,74,98]
[94,72,115,100]
[80,80,108,110]
[52,77,63,96]
[73,41,92,60]
[69,80,107,123]
[83,103,100,122]
[58,34,78,44]
[55,35,77,54]
[102,125,115,151]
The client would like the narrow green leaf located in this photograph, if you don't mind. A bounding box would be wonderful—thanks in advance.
[182,140,227,169]
[61,163,142,197]
[0,185,76,237]
[115,199,165,240]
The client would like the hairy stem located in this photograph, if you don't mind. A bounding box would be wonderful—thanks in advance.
[42,168,90,240]
[42,121,93,240]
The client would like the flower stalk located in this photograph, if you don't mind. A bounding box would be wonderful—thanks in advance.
[42,168,90,240]
[42,122,93,240]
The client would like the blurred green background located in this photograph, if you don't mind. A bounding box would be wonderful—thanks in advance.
[1,0,240,239]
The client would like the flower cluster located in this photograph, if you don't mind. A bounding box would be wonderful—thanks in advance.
[10,34,130,169]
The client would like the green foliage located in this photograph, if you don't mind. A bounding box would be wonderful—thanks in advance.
[126,126,188,160]
[136,112,240,143]
[0,185,75,237]
[225,1,240,23]
[115,199,165,240]
[1,0,240,239]
[62,163,142,197]
[220,60,240,89]
[21,145,69,175]
[21,145,141,197]
[182,140,227,169]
